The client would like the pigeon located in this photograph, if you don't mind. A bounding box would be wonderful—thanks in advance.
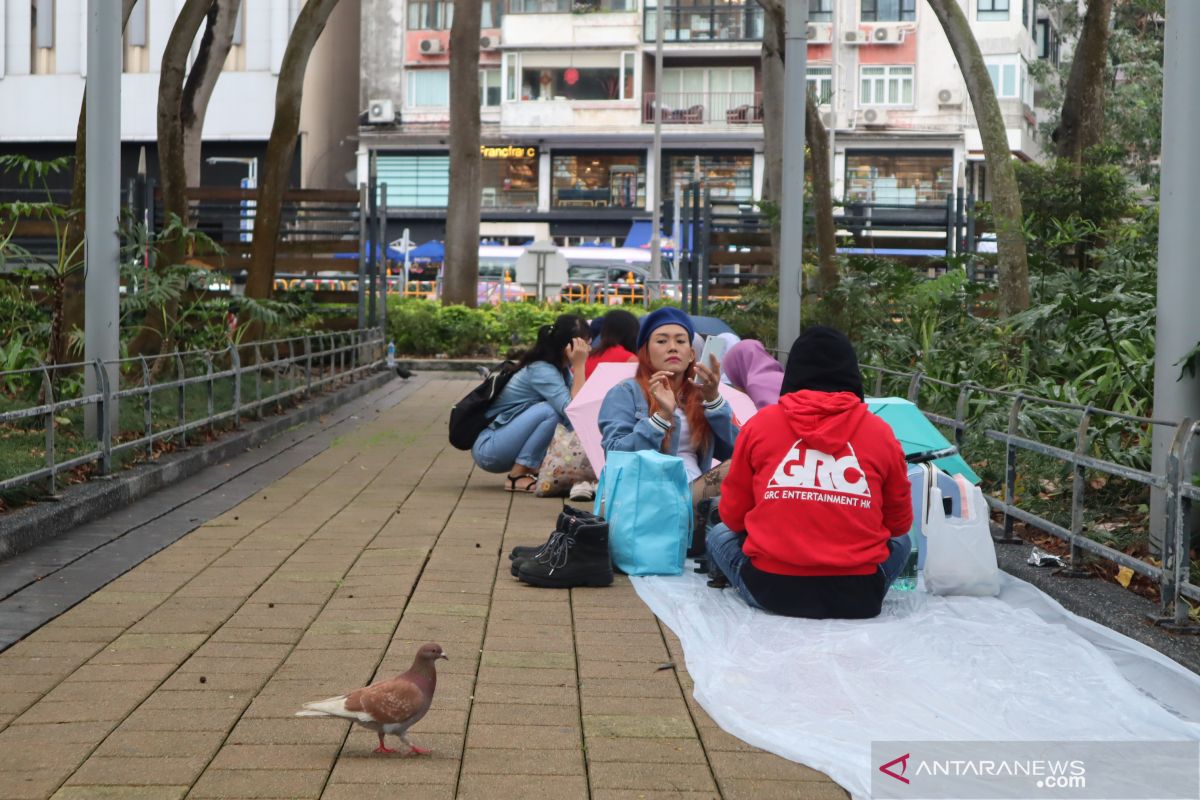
[295,641,447,755]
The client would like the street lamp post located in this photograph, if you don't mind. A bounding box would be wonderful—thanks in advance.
[84,0,121,438]
[206,156,259,242]
[649,0,665,298]
[776,0,809,359]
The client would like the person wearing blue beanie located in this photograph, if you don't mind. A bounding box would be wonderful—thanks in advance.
[600,306,737,485]
[636,307,695,351]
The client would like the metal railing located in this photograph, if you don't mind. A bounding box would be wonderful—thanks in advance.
[0,329,386,498]
[643,92,763,125]
[859,364,1199,631]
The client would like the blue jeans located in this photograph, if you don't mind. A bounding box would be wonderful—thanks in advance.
[705,524,913,610]
[472,401,560,474]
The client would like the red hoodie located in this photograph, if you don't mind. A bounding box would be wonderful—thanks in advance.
[718,390,912,576]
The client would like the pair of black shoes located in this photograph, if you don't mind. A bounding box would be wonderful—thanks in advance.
[508,506,613,588]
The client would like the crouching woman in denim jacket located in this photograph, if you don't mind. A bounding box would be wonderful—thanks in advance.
[473,315,590,492]
[597,308,737,483]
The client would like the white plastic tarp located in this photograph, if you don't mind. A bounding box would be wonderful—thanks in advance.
[631,570,1200,800]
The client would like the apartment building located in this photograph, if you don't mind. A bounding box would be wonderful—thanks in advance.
[0,0,361,193]
[358,0,1060,246]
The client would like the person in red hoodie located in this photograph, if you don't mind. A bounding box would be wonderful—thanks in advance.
[711,326,913,618]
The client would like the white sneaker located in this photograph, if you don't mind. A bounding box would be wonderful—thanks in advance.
[568,481,596,502]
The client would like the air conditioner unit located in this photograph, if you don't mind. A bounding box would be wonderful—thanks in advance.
[861,107,889,126]
[367,98,395,124]
[844,30,868,45]
[479,35,497,50]
[418,38,443,54]
[820,110,835,128]
[873,26,902,43]
[806,23,832,44]
[937,87,964,107]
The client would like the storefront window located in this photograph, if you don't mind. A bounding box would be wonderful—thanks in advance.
[844,151,953,207]
[377,155,450,208]
[666,153,753,201]
[481,145,539,209]
[552,153,646,209]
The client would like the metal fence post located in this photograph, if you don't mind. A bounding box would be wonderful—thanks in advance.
[907,371,925,404]
[304,335,313,396]
[95,359,113,474]
[140,355,152,458]
[254,343,263,420]
[272,342,282,413]
[204,351,216,436]
[1063,406,1096,577]
[40,365,55,496]
[1000,392,1026,543]
[1157,419,1196,628]
[954,382,974,454]
[175,353,187,447]
[230,344,242,429]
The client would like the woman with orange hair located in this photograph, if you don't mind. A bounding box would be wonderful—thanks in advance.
[597,308,737,481]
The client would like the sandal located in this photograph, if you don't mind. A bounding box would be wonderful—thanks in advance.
[505,473,538,493]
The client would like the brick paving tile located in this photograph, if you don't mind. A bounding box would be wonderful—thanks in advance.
[188,768,328,799]
[589,761,720,793]
[0,379,850,800]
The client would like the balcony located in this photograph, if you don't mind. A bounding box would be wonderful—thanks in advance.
[643,91,762,125]
[643,5,764,43]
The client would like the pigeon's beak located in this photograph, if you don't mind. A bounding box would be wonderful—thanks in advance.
[438,652,449,661]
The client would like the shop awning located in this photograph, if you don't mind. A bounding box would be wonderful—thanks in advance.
[623,221,694,251]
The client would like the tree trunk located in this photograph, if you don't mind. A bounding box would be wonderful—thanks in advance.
[1056,0,1113,164]
[805,89,838,297]
[757,0,784,276]
[442,0,483,307]
[60,0,140,364]
[244,0,344,303]
[926,0,1030,316]
[183,0,243,187]
[128,0,216,357]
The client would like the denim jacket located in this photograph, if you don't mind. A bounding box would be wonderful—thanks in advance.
[486,361,573,429]
[598,378,737,473]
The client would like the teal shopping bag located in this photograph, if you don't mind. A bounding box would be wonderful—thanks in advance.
[594,450,693,576]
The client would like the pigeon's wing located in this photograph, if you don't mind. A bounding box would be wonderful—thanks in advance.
[346,676,428,725]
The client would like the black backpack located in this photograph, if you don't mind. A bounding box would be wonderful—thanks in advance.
[448,361,519,450]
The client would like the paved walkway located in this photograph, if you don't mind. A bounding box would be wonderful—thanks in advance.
[0,376,846,800]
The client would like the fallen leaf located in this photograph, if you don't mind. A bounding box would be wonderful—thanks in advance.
[1115,566,1134,588]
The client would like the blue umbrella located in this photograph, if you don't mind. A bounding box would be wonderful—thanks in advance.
[332,241,404,261]
[689,315,735,337]
[409,240,446,261]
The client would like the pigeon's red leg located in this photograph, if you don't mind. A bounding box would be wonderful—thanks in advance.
[373,733,399,754]
[408,745,432,756]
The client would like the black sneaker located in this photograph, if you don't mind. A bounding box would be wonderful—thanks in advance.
[517,521,613,588]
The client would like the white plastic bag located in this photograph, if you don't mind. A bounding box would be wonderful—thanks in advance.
[923,483,1001,596]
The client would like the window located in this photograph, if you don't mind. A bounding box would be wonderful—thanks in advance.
[661,66,756,120]
[859,66,913,106]
[1035,19,1060,65]
[809,0,832,23]
[666,153,754,201]
[34,0,54,49]
[408,69,450,107]
[508,0,632,12]
[807,66,833,104]
[985,58,1018,98]
[645,1,764,42]
[377,155,450,208]
[482,0,504,26]
[860,0,915,22]
[977,0,1009,22]
[510,52,637,101]
[551,153,645,209]
[481,147,539,208]
[408,0,453,29]
[480,69,502,106]
[845,151,953,207]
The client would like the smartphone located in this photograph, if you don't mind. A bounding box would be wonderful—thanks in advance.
[693,335,728,384]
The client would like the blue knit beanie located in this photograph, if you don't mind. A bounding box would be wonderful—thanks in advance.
[637,307,695,351]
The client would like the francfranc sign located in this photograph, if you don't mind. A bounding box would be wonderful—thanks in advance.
[480,145,537,160]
